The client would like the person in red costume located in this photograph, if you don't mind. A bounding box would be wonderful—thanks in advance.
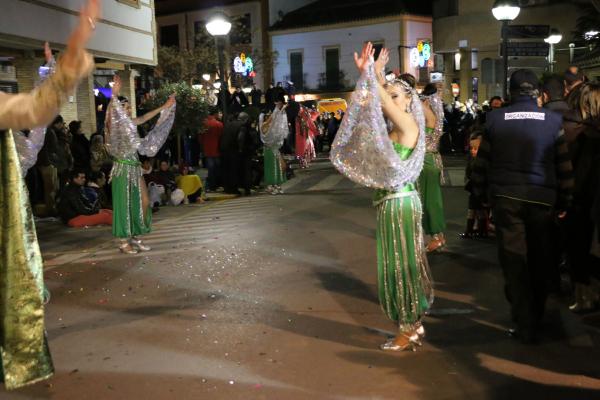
[295,105,320,168]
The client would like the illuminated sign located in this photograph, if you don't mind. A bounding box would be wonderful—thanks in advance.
[451,83,460,97]
[233,53,254,77]
[409,40,432,69]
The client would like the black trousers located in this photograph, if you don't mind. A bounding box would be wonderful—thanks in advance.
[222,152,240,194]
[565,204,598,285]
[239,155,253,195]
[493,197,554,335]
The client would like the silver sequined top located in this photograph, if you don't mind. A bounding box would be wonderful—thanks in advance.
[13,57,56,175]
[330,60,426,192]
[106,96,176,161]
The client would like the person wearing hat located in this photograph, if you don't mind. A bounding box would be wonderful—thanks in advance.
[471,69,574,343]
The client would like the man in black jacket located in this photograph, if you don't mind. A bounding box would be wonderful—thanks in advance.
[472,69,574,343]
[542,77,569,115]
[69,120,91,171]
[250,84,262,106]
[220,114,246,194]
[237,112,259,196]
[58,170,112,227]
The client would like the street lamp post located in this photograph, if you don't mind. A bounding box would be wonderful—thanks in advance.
[544,29,563,73]
[492,0,520,99]
[206,13,232,119]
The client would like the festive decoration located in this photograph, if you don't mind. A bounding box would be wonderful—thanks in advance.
[233,52,254,76]
[409,40,432,69]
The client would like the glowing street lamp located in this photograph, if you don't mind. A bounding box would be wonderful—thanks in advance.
[492,0,520,98]
[206,12,232,118]
[545,29,562,73]
[492,0,520,21]
[545,29,562,45]
[205,12,232,36]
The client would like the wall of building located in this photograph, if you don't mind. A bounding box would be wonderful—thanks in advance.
[271,15,433,92]
[0,0,157,65]
[271,20,402,91]
[433,0,583,102]
[156,1,268,89]
[402,18,434,79]
[0,0,156,134]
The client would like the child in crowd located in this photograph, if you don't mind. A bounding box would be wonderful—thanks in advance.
[176,164,205,204]
[461,134,490,238]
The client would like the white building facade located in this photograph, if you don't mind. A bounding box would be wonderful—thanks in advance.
[0,0,158,133]
[270,14,433,94]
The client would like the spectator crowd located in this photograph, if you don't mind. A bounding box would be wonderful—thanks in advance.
[456,66,600,343]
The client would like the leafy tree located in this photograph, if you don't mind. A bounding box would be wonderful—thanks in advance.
[156,45,217,85]
[147,82,209,136]
[145,82,210,162]
[156,15,278,88]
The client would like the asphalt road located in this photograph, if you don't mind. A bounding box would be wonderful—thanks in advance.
[5,160,600,400]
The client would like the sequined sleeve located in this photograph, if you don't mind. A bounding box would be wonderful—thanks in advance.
[13,127,46,175]
[425,93,447,184]
[138,103,176,157]
[106,97,141,159]
[0,52,93,131]
[429,93,445,140]
[12,57,56,175]
[330,61,426,191]
[261,106,288,150]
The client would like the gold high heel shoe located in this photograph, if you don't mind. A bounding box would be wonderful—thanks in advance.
[380,333,421,352]
[426,234,446,253]
[119,242,138,254]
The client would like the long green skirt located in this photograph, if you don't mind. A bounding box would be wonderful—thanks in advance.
[263,148,286,186]
[111,173,151,239]
[375,191,433,331]
[0,130,53,389]
[418,152,446,235]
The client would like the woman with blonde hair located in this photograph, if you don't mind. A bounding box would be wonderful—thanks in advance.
[332,43,433,351]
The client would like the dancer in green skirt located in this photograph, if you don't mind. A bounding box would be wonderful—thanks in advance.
[419,84,447,252]
[332,43,433,351]
[260,93,288,194]
[0,0,99,388]
[105,75,175,254]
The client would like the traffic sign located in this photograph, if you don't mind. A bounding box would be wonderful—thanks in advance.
[501,42,550,57]
[503,25,550,39]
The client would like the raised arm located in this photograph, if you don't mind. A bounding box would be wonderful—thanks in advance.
[0,0,100,130]
[355,44,418,145]
[132,94,175,125]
